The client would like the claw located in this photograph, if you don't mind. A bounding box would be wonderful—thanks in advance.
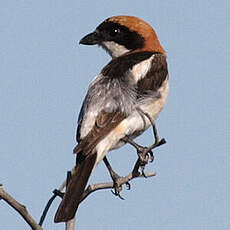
[141,166,147,177]
[126,182,131,190]
[139,151,149,164]
[114,181,122,194]
[138,148,155,176]
[149,151,154,163]
[106,167,126,199]
[111,189,125,200]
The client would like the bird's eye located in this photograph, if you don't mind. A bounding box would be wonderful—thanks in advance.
[110,28,120,37]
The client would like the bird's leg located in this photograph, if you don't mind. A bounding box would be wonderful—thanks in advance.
[122,137,154,176]
[140,111,166,151]
[122,110,166,176]
[136,112,166,175]
[103,156,130,199]
[140,111,161,145]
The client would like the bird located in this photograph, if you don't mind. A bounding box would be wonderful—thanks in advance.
[54,15,169,223]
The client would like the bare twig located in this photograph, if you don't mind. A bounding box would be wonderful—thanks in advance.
[41,120,166,229]
[0,184,43,230]
[80,158,156,203]
[39,189,61,226]
[39,173,76,230]
[65,218,75,230]
[39,155,156,228]
[39,180,66,226]
[81,171,156,202]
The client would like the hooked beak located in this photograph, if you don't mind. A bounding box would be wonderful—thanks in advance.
[79,31,102,45]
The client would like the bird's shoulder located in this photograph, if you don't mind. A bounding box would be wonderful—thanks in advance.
[101,51,158,78]
[136,52,168,95]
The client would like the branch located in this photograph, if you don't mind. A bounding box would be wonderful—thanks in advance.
[41,120,166,228]
[39,175,76,230]
[0,184,43,230]
[40,157,156,228]
[40,114,166,229]
[65,218,75,230]
[39,181,66,226]
[80,160,156,203]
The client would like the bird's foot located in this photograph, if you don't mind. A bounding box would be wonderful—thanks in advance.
[122,136,166,176]
[110,172,131,200]
[103,157,130,200]
[122,137,155,176]
[137,147,154,177]
[137,137,166,176]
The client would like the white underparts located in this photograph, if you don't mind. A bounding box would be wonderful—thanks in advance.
[101,41,130,58]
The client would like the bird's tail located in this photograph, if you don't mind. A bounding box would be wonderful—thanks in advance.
[54,153,97,223]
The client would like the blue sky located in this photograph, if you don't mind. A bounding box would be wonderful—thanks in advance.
[1,1,230,229]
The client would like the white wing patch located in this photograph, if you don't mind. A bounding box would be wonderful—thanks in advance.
[130,54,155,82]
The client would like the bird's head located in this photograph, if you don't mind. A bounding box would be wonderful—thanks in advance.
[79,15,165,58]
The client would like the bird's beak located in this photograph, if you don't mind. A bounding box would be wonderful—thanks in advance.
[79,31,102,45]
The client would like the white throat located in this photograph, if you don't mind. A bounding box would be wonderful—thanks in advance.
[101,41,130,58]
